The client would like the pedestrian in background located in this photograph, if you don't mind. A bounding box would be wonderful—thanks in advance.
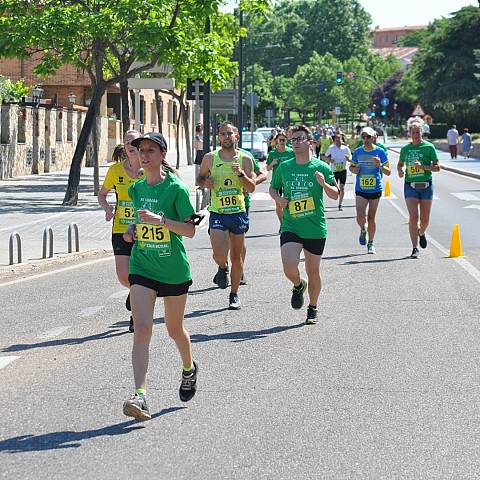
[461,128,472,159]
[194,124,204,183]
[446,124,459,159]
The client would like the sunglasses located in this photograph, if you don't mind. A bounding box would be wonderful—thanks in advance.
[277,138,286,142]
[361,135,372,139]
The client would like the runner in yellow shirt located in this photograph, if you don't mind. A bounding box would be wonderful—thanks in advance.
[98,130,143,332]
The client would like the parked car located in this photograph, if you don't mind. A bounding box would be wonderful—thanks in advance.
[241,132,268,161]
[256,127,274,141]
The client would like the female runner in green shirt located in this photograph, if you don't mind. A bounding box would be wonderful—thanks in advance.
[121,132,198,421]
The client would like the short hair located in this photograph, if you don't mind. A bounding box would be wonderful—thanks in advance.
[291,125,313,140]
[195,124,203,133]
[124,130,140,141]
[407,116,424,131]
[218,121,236,132]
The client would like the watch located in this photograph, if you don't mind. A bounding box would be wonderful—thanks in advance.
[238,171,245,178]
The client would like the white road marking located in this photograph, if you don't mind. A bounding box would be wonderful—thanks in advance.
[464,205,480,210]
[37,326,71,339]
[0,256,112,288]
[108,290,130,299]
[251,192,274,201]
[387,199,480,284]
[451,192,480,201]
[78,306,103,317]
[0,356,20,370]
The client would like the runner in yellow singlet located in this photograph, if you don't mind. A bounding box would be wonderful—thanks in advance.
[98,130,142,332]
[197,121,255,310]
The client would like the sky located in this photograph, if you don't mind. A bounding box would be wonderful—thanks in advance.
[222,1,478,28]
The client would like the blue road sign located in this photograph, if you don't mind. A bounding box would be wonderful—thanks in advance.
[380,97,390,107]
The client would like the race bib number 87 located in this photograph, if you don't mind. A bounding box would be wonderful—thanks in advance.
[288,197,315,216]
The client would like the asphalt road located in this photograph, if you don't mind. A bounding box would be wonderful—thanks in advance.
[1,154,480,479]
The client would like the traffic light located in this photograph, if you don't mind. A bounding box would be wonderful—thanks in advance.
[335,71,344,85]
[186,78,204,100]
[370,111,376,117]
[381,110,387,117]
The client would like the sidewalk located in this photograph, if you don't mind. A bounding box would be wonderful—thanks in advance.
[0,150,197,275]
[387,141,480,179]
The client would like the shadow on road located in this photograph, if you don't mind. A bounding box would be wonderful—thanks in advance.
[1,328,127,353]
[188,286,219,295]
[322,253,365,260]
[0,407,185,453]
[190,322,304,343]
[245,232,279,239]
[342,257,410,265]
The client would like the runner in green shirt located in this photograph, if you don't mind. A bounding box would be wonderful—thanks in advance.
[270,125,339,325]
[397,119,440,258]
[266,131,295,226]
[121,132,199,422]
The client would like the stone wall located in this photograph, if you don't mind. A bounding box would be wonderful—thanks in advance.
[0,104,109,179]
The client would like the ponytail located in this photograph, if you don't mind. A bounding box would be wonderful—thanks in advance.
[112,144,126,162]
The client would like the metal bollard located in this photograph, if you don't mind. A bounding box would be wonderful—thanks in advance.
[67,223,80,253]
[42,226,54,259]
[9,232,22,265]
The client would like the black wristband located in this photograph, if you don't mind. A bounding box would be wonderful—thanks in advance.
[238,172,245,178]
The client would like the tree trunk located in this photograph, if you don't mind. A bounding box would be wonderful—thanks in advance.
[120,79,130,136]
[154,90,163,133]
[180,99,192,165]
[63,85,105,206]
[92,100,100,195]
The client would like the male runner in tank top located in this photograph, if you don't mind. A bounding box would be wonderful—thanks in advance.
[197,121,255,310]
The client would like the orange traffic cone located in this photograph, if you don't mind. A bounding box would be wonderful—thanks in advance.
[384,179,391,197]
[447,224,464,258]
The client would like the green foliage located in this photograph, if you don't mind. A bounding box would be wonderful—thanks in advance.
[398,6,480,129]
[396,29,429,47]
[245,0,372,76]
[0,76,29,103]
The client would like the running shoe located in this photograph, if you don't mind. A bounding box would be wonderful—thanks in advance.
[291,279,307,310]
[123,393,151,421]
[418,230,427,249]
[213,266,229,289]
[367,242,376,254]
[240,274,248,286]
[359,228,367,246]
[179,361,198,402]
[305,305,318,325]
[228,293,241,310]
[129,315,134,333]
[125,293,131,312]
[338,204,343,211]
[410,247,419,259]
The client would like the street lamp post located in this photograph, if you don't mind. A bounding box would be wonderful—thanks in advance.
[271,58,292,126]
[31,86,44,175]
[68,92,77,108]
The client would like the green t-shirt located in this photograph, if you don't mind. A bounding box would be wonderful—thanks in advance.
[400,141,438,183]
[128,173,194,284]
[271,158,335,239]
[266,147,295,176]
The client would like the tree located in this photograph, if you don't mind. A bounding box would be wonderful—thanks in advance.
[246,0,372,76]
[0,0,269,205]
[397,6,480,129]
